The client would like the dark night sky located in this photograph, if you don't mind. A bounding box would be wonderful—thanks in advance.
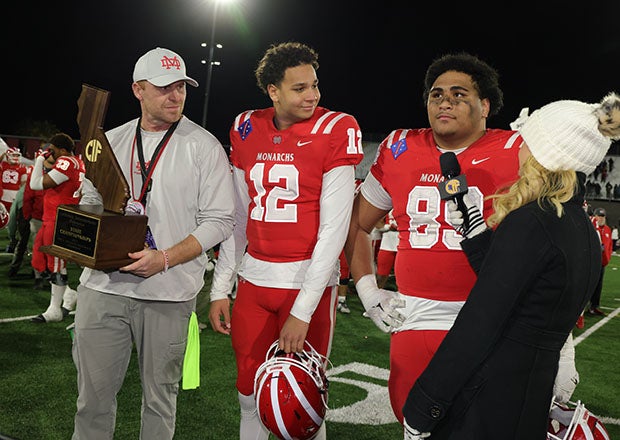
[3,0,619,145]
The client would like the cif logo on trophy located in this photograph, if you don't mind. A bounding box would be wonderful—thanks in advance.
[84,139,103,163]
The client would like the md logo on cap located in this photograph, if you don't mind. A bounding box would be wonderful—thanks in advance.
[133,47,199,87]
[160,55,182,71]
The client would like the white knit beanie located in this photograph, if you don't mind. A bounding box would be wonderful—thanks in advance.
[519,92,620,174]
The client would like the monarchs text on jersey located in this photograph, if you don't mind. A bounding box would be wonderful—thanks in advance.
[230,107,363,262]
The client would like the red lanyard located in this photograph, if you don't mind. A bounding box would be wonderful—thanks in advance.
[130,118,179,205]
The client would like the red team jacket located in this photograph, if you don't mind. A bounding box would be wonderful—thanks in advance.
[592,220,613,267]
[23,169,44,221]
[369,128,522,302]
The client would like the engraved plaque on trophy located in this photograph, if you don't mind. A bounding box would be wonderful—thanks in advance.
[40,84,148,270]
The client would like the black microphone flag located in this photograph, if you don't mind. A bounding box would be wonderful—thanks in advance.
[438,152,470,229]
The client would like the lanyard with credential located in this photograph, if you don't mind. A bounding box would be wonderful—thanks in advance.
[131,118,180,207]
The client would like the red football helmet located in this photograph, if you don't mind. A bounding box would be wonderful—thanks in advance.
[254,340,329,440]
[0,203,9,229]
[5,147,21,164]
[547,399,610,440]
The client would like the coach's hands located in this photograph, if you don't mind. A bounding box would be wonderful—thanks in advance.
[356,274,406,333]
[121,248,166,278]
[446,193,487,239]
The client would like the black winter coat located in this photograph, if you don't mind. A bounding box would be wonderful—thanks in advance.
[402,195,601,439]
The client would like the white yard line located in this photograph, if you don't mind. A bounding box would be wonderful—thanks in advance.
[573,305,620,427]
[0,311,75,323]
[0,315,39,323]
[574,306,620,346]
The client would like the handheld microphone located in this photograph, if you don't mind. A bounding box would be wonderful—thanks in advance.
[438,152,470,230]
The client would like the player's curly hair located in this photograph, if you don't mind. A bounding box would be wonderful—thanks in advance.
[423,52,504,117]
[486,156,578,227]
[48,132,75,153]
[255,42,319,95]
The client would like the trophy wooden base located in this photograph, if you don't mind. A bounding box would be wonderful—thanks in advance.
[40,204,148,271]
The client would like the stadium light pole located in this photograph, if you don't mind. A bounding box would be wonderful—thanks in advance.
[201,0,231,128]
[200,40,222,128]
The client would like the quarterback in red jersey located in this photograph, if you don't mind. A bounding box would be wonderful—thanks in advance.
[209,41,363,440]
[29,133,85,323]
[345,52,522,425]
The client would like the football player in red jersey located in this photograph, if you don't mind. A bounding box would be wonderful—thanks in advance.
[401,93,619,439]
[344,52,522,425]
[29,133,85,323]
[208,41,363,440]
[0,147,28,214]
[1,147,29,251]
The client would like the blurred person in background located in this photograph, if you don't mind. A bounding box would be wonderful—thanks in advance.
[7,167,31,278]
[588,206,612,316]
[29,134,85,323]
[23,152,53,287]
[376,210,398,289]
[1,147,28,252]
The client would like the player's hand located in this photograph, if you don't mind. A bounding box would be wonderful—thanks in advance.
[553,370,579,404]
[208,298,231,335]
[446,193,487,239]
[404,418,430,440]
[278,315,310,354]
[36,145,53,159]
[356,274,406,333]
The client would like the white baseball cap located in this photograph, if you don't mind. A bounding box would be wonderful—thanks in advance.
[133,47,198,88]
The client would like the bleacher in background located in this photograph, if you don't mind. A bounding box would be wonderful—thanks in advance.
[585,155,620,228]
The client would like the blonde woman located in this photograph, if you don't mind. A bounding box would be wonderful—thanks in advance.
[403,93,620,440]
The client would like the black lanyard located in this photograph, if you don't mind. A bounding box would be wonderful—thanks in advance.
[134,118,179,205]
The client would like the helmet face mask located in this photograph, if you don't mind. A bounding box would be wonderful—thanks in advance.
[254,341,329,440]
[6,147,21,165]
[547,399,610,440]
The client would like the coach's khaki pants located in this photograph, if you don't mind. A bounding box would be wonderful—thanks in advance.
[71,286,195,440]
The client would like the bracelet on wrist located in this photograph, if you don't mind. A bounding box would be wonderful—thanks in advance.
[160,249,170,272]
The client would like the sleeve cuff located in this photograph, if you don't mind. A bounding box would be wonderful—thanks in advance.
[402,382,449,433]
